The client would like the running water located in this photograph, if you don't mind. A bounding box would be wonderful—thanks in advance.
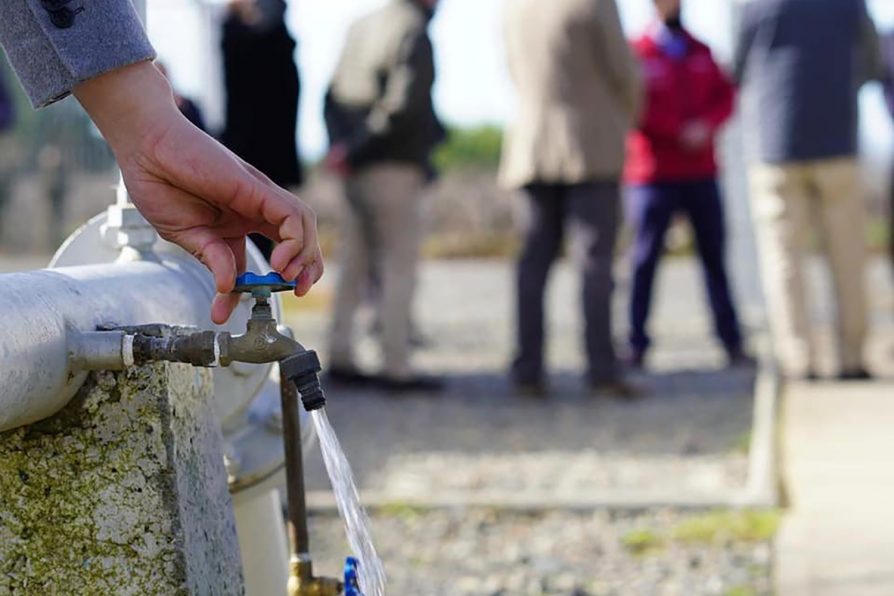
[311,409,386,596]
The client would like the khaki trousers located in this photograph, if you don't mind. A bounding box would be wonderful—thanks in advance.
[328,163,425,379]
[750,157,868,375]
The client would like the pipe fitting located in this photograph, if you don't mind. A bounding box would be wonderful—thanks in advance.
[69,330,129,371]
[281,351,326,412]
[287,557,343,596]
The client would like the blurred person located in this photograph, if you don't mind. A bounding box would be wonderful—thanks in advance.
[157,62,206,132]
[501,0,643,397]
[0,0,323,324]
[222,0,304,262]
[324,0,445,392]
[881,31,894,275]
[734,0,882,380]
[624,0,751,369]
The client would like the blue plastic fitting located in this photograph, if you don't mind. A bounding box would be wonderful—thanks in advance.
[344,557,363,596]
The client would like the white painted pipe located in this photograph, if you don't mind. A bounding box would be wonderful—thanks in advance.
[233,489,290,596]
[0,255,215,431]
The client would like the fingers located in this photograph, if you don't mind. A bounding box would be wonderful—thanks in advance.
[171,228,238,295]
[274,205,320,282]
[211,292,241,326]
[293,246,325,298]
[212,237,247,324]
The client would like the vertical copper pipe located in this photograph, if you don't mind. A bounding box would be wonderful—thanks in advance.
[279,365,310,557]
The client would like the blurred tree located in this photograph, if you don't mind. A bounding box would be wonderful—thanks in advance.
[432,124,503,172]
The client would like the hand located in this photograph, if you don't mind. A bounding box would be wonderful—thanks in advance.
[680,120,712,151]
[324,144,352,178]
[74,61,324,324]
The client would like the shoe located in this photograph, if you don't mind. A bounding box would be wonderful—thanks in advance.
[838,367,873,381]
[726,348,757,369]
[374,374,445,393]
[325,367,376,387]
[589,378,647,401]
[624,349,646,371]
[787,369,820,382]
[513,379,547,398]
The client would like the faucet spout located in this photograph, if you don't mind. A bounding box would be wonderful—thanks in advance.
[220,293,302,365]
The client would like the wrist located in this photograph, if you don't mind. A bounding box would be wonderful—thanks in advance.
[73,61,178,158]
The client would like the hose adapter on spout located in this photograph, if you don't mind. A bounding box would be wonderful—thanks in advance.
[281,351,325,412]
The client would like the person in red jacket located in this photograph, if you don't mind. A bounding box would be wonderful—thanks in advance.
[624,0,750,369]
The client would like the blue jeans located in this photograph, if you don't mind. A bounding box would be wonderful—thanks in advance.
[626,179,742,354]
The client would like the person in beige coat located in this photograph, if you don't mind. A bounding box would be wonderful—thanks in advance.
[501,0,642,396]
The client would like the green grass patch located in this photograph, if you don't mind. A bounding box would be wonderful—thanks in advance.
[377,501,426,519]
[724,586,758,596]
[732,432,752,454]
[621,528,666,556]
[672,509,781,545]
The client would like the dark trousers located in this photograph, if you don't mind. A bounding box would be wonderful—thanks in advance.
[513,181,620,384]
[626,179,742,353]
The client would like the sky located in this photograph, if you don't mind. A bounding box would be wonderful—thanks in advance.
[148,0,894,159]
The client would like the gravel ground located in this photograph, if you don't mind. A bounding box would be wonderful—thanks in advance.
[306,507,775,596]
[286,260,769,594]
[289,260,759,501]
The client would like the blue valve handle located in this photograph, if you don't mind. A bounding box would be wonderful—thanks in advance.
[233,272,296,294]
[344,557,364,596]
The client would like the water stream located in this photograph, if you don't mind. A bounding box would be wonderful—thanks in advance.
[311,409,386,596]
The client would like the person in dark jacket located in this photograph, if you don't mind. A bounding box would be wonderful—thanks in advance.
[324,0,445,392]
[734,0,881,380]
[624,0,750,369]
[222,0,304,261]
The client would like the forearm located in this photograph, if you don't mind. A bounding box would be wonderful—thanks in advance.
[0,0,155,107]
[74,61,176,159]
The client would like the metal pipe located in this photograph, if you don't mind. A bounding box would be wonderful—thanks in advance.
[280,369,310,557]
[0,256,214,431]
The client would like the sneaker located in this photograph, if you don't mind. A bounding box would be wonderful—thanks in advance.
[589,378,647,401]
[838,367,873,381]
[374,374,445,393]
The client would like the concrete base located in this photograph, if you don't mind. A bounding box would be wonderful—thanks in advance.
[0,364,243,594]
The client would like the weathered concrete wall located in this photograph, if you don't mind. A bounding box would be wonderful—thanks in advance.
[0,363,243,595]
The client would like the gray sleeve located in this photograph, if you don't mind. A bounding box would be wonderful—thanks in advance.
[0,0,155,108]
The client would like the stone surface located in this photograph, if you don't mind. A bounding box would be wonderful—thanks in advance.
[0,364,243,595]
[307,508,775,596]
